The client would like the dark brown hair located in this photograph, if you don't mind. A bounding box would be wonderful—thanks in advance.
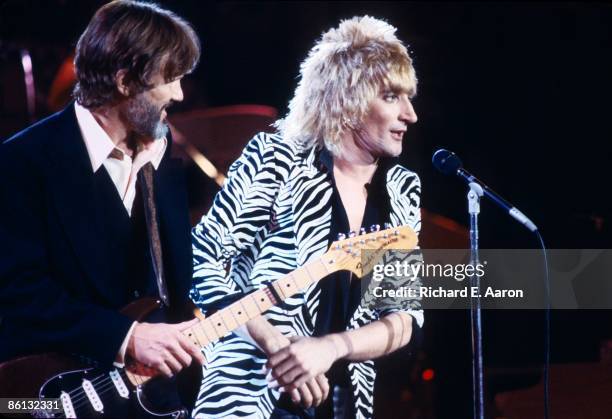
[73,0,200,108]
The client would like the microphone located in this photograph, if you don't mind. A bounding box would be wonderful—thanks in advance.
[432,149,538,232]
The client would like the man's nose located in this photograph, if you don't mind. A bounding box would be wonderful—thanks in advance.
[171,79,184,102]
[400,98,418,124]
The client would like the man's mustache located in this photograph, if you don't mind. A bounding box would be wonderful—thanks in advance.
[161,101,175,112]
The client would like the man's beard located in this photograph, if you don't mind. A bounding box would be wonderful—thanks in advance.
[125,94,168,140]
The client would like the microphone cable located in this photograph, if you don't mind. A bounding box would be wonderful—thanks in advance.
[432,148,551,418]
[535,230,551,419]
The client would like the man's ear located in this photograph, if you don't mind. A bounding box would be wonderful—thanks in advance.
[115,69,130,97]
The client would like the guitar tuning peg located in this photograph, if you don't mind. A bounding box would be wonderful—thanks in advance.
[359,227,366,235]
[337,233,346,240]
[369,224,380,233]
[384,222,392,229]
[348,231,356,238]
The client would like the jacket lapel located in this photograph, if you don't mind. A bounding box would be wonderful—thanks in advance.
[386,165,421,231]
[291,147,333,267]
[154,153,193,308]
[43,105,117,304]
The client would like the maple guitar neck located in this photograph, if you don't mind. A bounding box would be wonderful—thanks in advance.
[126,225,417,387]
[189,256,334,347]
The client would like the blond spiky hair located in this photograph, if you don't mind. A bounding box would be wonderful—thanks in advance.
[276,15,417,157]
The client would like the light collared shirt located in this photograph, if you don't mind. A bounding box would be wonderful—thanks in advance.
[74,102,167,365]
[74,102,167,216]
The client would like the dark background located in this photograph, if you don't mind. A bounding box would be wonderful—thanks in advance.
[2,1,611,417]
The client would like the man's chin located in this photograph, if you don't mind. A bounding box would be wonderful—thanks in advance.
[153,122,169,140]
[134,122,168,142]
[381,147,402,158]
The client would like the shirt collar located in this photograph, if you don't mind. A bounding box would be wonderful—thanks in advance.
[74,102,115,172]
[74,102,167,172]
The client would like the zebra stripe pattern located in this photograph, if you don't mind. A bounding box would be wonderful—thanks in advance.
[191,132,423,418]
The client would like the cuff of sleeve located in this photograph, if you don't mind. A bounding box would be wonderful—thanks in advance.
[114,321,137,367]
[380,309,424,328]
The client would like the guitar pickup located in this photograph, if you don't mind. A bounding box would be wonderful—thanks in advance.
[110,369,130,399]
[82,379,104,413]
[60,391,76,418]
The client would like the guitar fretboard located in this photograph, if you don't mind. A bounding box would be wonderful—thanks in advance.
[125,225,416,387]
[183,257,333,347]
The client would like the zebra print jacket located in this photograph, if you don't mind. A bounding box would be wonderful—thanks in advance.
[191,132,423,418]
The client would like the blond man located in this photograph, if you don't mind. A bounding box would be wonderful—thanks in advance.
[192,16,422,418]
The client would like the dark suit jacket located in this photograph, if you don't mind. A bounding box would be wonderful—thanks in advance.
[0,104,194,367]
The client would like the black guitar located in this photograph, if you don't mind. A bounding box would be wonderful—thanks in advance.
[0,225,416,418]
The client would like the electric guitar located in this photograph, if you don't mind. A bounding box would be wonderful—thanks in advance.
[0,225,417,418]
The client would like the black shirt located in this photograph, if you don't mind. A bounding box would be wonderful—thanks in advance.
[275,149,398,418]
[313,149,394,386]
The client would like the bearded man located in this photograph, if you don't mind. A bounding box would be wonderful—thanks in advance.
[0,0,205,387]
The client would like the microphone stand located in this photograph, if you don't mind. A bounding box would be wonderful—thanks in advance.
[432,148,540,418]
[468,182,485,419]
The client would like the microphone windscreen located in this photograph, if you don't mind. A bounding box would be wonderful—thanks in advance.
[432,149,462,175]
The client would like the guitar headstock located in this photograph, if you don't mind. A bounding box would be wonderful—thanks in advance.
[321,224,418,278]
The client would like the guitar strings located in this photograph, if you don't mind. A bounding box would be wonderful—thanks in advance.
[65,372,107,396]
[69,377,117,412]
[69,368,151,412]
[72,381,114,408]
[66,374,114,408]
[67,377,111,405]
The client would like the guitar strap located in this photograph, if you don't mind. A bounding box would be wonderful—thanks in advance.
[138,162,170,307]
